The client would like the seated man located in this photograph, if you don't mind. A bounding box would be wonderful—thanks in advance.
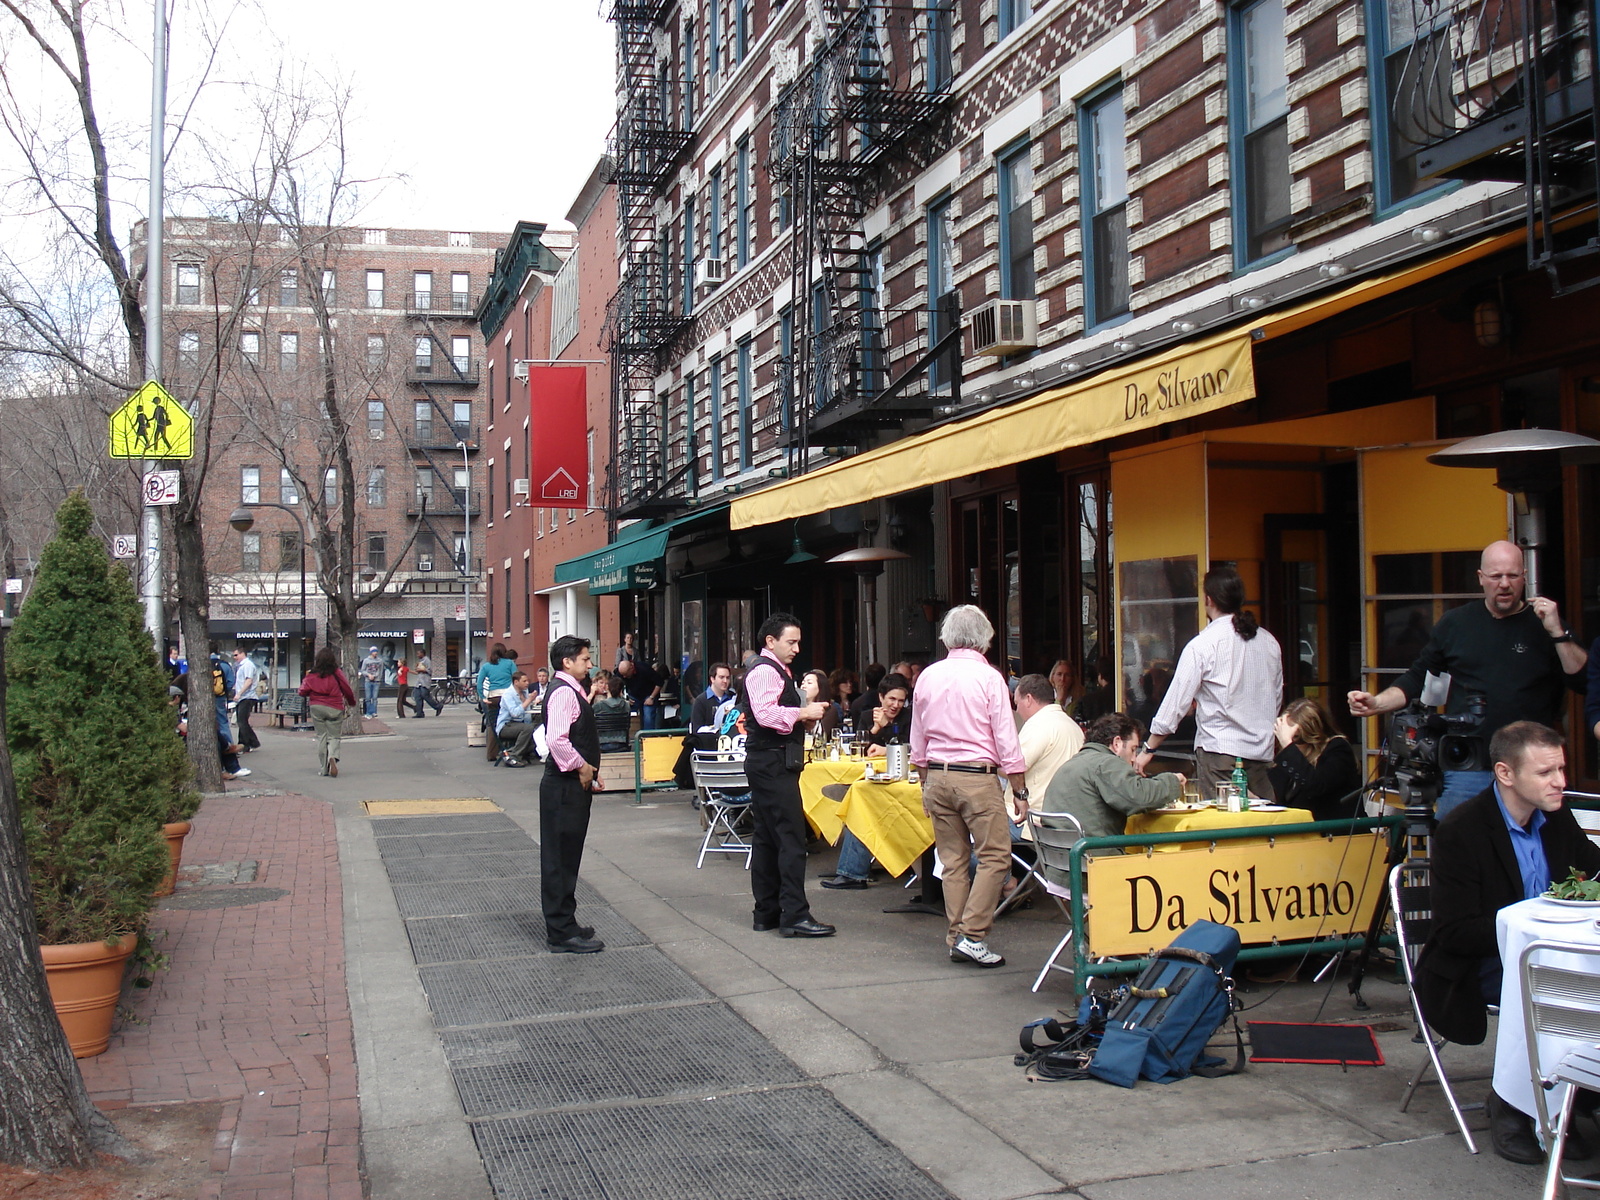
[1039,712,1183,849]
[825,676,916,890]
[495,671,539,767]
[1416,720,1600,1164]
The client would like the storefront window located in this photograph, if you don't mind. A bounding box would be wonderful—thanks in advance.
[1368,552,1479,686]
[1119,556,1199,739]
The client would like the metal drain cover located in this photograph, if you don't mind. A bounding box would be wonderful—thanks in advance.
[471,1085,952,1200]
[405,907,649,964]
[376,831,536,859]
[419,946,710,1026]
[383,852,543,886]
[371,812,522,837]
[158,886,288,910]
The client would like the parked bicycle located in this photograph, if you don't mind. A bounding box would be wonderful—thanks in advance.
[428,676,474,706]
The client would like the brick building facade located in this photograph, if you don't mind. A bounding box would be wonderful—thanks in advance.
[158,219,502,689]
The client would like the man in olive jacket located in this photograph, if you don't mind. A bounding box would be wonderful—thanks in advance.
[1040,713,1186,848]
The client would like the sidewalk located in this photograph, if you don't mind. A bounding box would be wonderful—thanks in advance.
[79,788,361,1200]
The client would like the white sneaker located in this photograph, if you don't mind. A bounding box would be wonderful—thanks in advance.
[951,937,1004,968]
[232,766,252,778]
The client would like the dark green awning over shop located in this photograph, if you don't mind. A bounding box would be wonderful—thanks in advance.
[553,506,727,591]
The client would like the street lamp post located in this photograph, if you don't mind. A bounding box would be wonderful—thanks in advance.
[229,501,310,730]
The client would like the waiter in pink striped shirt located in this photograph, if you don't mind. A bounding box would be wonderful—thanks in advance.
[541,634,605,954]
[910,605,1028,969]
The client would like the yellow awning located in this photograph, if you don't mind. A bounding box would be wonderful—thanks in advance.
[730,330,1256,529]
[729,224,1522,532]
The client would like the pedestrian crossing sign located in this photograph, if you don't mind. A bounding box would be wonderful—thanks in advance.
[109,380,194,459]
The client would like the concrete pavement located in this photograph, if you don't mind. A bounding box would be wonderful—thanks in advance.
[93,709,1563,1198]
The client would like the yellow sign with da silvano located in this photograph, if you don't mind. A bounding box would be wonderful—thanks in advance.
[1082,830,1390,959]
[109,380,194,459]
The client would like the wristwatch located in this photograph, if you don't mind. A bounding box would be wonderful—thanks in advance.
[1554,629,1576,644]
[1014,788,1030,803]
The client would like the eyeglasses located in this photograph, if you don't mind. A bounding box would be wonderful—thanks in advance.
[1482,572,1525,583]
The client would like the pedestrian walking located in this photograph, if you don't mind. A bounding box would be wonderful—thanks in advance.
[910,605,1028,968]
[300,647,357,777]
[231,648,262,751]
[541,636,605,953]
[413,654,444,716]
[395,659,417,718]
[359,648,383,718]
[742,612,834,938]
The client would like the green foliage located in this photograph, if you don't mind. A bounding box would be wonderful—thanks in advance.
[4,493,197,945]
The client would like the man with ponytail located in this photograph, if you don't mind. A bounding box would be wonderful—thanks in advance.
[1135,566,1283,799]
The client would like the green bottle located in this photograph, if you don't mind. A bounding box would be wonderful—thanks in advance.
[1231,757,1251,811]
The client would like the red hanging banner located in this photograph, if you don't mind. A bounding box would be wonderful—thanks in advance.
[528,365,588,505]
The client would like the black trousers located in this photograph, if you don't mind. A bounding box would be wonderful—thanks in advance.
[235,697,260,749]
[539,767,593,942]
[745,748,813,927]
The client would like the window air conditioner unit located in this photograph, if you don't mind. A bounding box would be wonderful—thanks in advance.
[512,478,531,505]
[967,299,1039,356]
[512,360,529,381]
[695,257,726,288]
[417,555,434,572]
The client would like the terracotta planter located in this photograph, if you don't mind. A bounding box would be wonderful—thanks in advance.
[41,932,137,1058]
[155,820,191,898]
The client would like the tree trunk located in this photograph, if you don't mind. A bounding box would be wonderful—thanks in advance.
[172,497,222,792]
[0,621,131,1168]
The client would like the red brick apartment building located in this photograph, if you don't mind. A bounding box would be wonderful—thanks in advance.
[155,219,503,689]
[479,163,622,662]
[565,0,1600,780]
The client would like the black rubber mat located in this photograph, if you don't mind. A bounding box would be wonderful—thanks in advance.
[441,1001,804,1115]
[376,831,536,859]
[1247,1021,1385,1065]
[418,945,710,1026]
[471,1085,951,1200]
[405,906,649,964]
[370,812,522,837]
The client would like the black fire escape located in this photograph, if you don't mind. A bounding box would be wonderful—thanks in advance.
[769,1,953,459]
[605,0,695,517]
[406,289,484,565]
[1406,0,1600,293]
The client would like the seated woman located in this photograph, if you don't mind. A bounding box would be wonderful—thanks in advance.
[801,669,840,740]
[828,668,859,728]
[1266,697,1362,821]
[591,676,634,753]
[862,674,912,747]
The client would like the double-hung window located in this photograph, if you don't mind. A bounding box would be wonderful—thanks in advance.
[682,20,696,127]
[366,333,384,367]
[736,338,753,470]
[280,331,300,372]
[413,271,433,309]
[240,330,261,365]
[709,166,724,263]
[735,137,753,268]
[241,532,260,573]
[1369,0,1451,208]
[241,466,260,504]
[176,263,200,305]
[365,269,384,308]
[682,206,696,316]
[926,197,955,395]
[709,355,724,481]
[279,270,298,307]
[927,1,953,92]
[1081,84,1131,325]
[998,0,1031,39]
[1231,0,1293,264]
[778,307,794,431]
[998,143,1035,300]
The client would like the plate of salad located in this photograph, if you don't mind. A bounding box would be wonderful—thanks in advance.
[1542,869,1600,907]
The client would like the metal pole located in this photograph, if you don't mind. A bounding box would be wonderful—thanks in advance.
[458,439,471,675]
[141,0,167,653]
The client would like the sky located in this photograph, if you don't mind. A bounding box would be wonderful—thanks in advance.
[260,1,616,234]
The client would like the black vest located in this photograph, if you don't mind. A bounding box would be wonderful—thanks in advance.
[741,657,805,753]
[544,675,600,772]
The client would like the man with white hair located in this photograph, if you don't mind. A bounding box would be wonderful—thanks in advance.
[1349,540,1586,818]
[910,605,1028,968]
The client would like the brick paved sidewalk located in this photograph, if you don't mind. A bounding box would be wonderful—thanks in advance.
[78,791,361,1200]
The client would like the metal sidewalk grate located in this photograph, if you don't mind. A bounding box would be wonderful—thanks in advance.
[441,1001,804,1115]
[376,831,536,859]
[419,946,710,1027]
[370,812,522,837]
[383,852,544,885]
[405,907,649,964]
[471,1086,952,1200]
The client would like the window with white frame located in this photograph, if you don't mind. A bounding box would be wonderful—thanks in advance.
[1231,0,1293,264]
[415,335,433,372]
[178,329,200,366]
[367,465,386,505]
[240,330,261,364]
[1081,84,1131,325]
[448,231,470,247]
[998,143,1036,300]
[241,531,260,572]
[241,465,260,504]
[551,250,581,355]
[363,228,387,245]
[279,331,299,372]
[451,334,470,372]
[319,269,336,303]
[279,270,299,307]
[323,468,338,507]
[366,269,385,307]
[280,468,299,504]
[451,271,470,310]
[367,399,385,439]
[413,271,432,308]
[176,263,200,305]
[367,532,387,573]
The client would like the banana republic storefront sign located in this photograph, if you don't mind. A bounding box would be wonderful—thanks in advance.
[1082,830,1390,959]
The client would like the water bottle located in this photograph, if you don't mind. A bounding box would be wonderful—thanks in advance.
[1231,757,1251,812]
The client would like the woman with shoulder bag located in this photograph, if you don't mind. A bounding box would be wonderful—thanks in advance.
[299,647,357,777]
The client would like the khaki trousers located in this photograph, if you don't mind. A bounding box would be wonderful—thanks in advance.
[1194,749,1275,802]
[923,768,1012,947]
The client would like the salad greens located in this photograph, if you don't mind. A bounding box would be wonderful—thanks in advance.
[1545,869,1600,902]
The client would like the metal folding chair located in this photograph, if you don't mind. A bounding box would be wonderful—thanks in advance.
[691,751,753,869]
[1519,940,1600,1199]
[1025,808,1084,993]
[1391,862,1488,1153]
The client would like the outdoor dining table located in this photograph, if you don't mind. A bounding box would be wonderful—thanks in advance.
[835,772,944,917]
[1124,803,1316,849]
[1492,896,1600,1133]
[799,756,884,843]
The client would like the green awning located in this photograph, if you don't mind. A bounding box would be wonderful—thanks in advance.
[552,506,726,589]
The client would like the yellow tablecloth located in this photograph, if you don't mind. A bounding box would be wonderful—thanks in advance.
[836,778,934,878]
[1123,805,1316,851]
[799,758,882,843]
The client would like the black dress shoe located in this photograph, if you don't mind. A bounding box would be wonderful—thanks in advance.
[548,934,605,954]
[821,876,868,890]
[752,919,781,932]
[576,925,595,939]
[779,918,836,938]
[1488,1089,1545,1164]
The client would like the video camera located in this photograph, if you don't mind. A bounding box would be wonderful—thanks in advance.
[1385,693,1488,823]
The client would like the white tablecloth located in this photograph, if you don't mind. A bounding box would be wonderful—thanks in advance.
[1493,897,1600,1124]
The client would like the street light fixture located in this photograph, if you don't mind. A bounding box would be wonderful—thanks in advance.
[229,501,311,729]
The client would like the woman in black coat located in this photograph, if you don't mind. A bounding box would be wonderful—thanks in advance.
[1266,698,1362,821]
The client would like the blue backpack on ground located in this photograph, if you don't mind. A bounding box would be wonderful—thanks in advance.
[1086,919,1246,1088]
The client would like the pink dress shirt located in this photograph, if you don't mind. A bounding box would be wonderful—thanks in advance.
[545,671,588,773]
[744,649,801,734]
[909,648,1026,775]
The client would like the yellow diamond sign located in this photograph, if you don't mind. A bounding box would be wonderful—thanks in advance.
[109,381,194,459]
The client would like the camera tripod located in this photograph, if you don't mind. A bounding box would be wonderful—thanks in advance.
[1346,766,1439,1009]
